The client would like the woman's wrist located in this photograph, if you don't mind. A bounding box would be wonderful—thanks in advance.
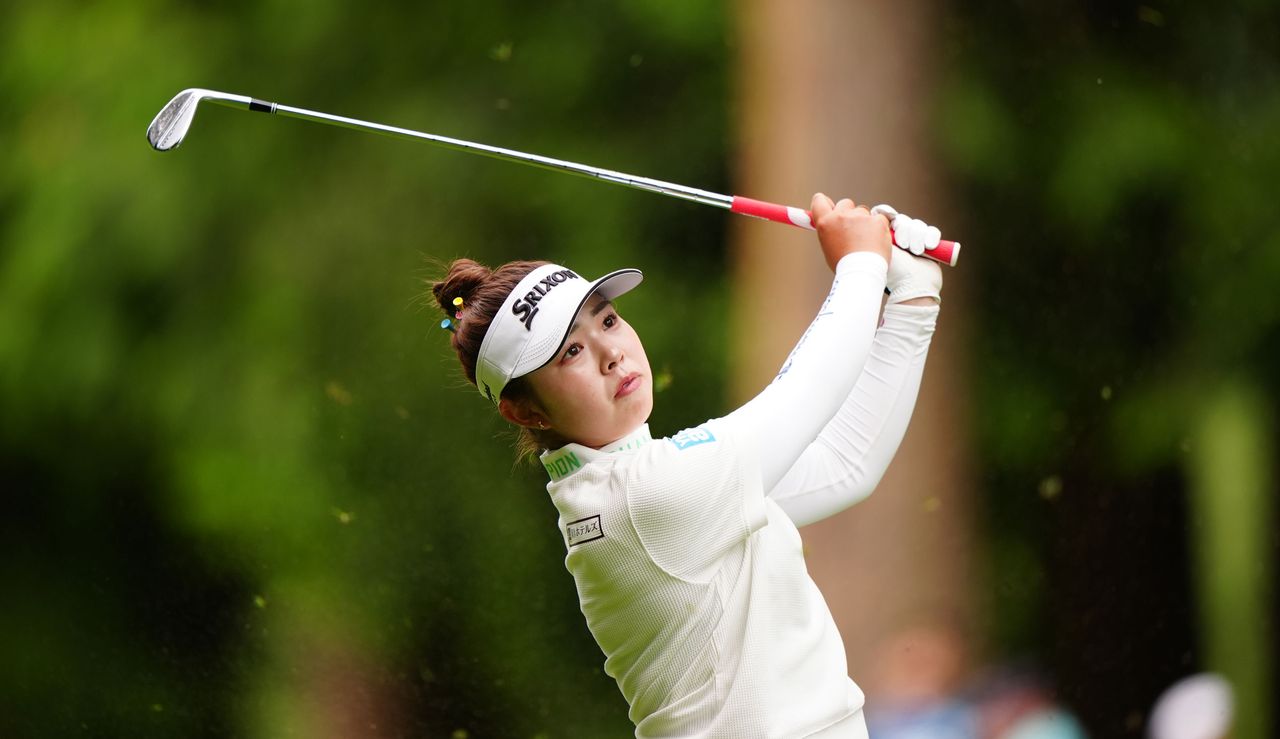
[835,250,890,278]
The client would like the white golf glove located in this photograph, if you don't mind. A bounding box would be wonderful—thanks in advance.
[872,204,943,304]
[871,204,942,256]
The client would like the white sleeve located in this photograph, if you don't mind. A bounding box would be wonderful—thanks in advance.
[708,251,888,494]
[768,303,938,527]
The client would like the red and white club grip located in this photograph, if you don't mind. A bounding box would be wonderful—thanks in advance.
[730,196,960,267]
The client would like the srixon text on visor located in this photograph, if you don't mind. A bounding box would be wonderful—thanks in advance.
[512,269,580,330]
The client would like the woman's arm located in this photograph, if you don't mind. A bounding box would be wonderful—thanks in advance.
[705,196,891,494]
[768,301,938,526]
[768,245,944,525]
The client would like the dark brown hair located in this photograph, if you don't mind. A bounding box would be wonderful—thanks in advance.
[429,258,559,460]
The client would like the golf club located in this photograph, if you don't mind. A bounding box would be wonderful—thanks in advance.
[147,88,960,266]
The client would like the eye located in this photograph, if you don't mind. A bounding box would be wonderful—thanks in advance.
[603,312,617,329]
[562,343,582,361]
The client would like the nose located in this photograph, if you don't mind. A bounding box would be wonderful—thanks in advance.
[602,342,622,373]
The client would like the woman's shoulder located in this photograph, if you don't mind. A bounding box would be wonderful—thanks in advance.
[621,421,746,491]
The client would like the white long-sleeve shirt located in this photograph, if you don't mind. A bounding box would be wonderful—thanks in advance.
[767,300,938,526]
[539,252,938,737]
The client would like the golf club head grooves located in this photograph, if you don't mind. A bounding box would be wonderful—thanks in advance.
[147,90,196,150]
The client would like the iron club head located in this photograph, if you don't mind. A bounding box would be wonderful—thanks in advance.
[147,88,255,151]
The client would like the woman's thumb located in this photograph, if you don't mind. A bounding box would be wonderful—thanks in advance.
[810,192,835,220]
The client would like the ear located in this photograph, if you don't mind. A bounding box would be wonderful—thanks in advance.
[498,395,549,430]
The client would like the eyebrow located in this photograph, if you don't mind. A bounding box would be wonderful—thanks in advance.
[567,300,615,338]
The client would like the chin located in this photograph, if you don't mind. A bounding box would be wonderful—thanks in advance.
[628,390,654,424]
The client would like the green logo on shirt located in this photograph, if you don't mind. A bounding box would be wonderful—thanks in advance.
[543,451,582,480]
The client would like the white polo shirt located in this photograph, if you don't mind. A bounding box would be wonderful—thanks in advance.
[542,423,867,738]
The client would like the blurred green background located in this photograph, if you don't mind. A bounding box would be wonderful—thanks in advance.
[1,1,1275,737]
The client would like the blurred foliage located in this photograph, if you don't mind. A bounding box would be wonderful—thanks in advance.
[937,0,1278,731]
[2,0,1277,737]
[1,1,732,736]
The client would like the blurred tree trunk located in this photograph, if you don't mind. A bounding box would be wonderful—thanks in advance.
[255,600,407,739]
[731,0,979,700]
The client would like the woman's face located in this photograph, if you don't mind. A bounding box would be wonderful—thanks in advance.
[521,294,653,448]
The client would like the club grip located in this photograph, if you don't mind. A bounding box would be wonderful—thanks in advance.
[730,196,960,267]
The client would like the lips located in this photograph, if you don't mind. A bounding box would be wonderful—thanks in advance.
[615,372,643,399]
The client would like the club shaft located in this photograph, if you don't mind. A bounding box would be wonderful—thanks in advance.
[211,97,736,211]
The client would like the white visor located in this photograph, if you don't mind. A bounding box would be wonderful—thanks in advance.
[475,263,643,404]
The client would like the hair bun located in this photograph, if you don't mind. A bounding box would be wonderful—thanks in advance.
[431,258,492,318]
[425,257,548,393]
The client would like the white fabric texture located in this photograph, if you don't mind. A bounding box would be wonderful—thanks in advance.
[769,303,938,527]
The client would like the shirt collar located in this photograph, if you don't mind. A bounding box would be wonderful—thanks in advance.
[540,424,653,482]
